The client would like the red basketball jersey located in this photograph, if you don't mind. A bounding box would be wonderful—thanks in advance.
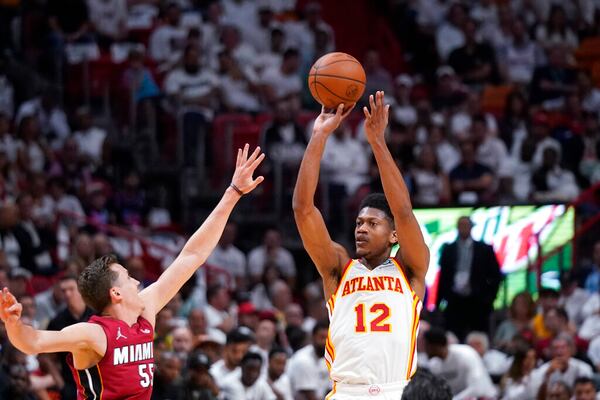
[67,315,155,400]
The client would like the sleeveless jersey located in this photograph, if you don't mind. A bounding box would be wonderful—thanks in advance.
[67,315,155,400]
[325,258,422,385]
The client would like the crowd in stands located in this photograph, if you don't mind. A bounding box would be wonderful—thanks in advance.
[0,0,600,399]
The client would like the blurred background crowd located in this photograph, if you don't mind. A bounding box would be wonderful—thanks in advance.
[1,0,600,399]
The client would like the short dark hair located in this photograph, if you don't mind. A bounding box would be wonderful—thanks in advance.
[401,368,452,400]
[206,284,225,303]
[359,193,394,223]
[574,376,596,388]
[424,327,448,346]
[269,347,287,359]
[226,327,254,345]
[538,288,560,299]
[283,48,299,59]
[241,351,263,365]
[60,274,78,283]
[312,320,329,336]
[78,255,119,311]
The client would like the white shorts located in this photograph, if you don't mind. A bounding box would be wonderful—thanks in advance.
[325,381,408,400]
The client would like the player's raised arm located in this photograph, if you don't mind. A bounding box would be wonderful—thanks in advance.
[292,104,353,298]
[1,288,105,356]
[363,91,429,299]
[140,144,265,317]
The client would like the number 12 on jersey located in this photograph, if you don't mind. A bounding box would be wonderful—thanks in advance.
[354,303,391,332]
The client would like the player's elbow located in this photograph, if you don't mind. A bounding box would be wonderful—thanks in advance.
[292,196,312,215]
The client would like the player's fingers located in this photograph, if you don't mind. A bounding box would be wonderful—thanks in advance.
[369,94,375,112]
[385,104,390,121]
[335,103,345,117]
[341,103,355,118]
[7,303,21,313]
[242,143,249,161]
[250,176,265,190]
[363,106,371,119]
[247,146,261,163]
[249,152,265,171]
[236,148,242,168]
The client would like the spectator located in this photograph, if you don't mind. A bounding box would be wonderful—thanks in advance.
[209,326,254,387]
[362,50,393,105]
[248,228,296,287]
[16,116,52,174]
[254,27,286,74]
[321,122,370,235]
[218,50,261,113]
[206,221,247,291]
[494,291,536,351]
[390,74,417,126]
[221,0,258,33]
[238,302,260,332]
[151,351,184,400]
[184,351,220,400]
[411,144,451,206]
[288,320,331,399]
[149,3,187,69]
[437,216,502,340]
[267,347,293,400]
[401,368,452,400]
[424,327,498,399]
[499,90,530,158]
[269,280,293,315]
[172,326,194,362]
[466,331,511,378]
[285,2,334,62]
[243,1,279,55]
[15,192,56,275]
[578,72,600,116]
[16,89,70,150]
[262,100,307,175]
[544,381,572,400]
[573,376,597,400]
[579,111,600,184]
[46,275,94,400]
[558,271,589,328]
[436,3,467,61]
[250,319,277,370]
[87,0,128,48]
[531,147,580,202]
[472,114,509,172]
[0,364,37,400]
[112,170,145,227]
[427,121,461,174]
[260,48,301,105]
[34,279,64,329]
[448,140,494,204]
[532,288,561,341]
[535,5,578,53]
[205,284,235,333]
[498,17,544,86]
[534,307,580,360]
[530,47,577,106]
[582,241,600,293]
[72,107,108,168]
[448,19,500,87]
[530,334,593,396]
[0,112,18,164]
[187,308,226,348]
[431,66,467,112]
[220,351,277,400]
[499,344,538,400]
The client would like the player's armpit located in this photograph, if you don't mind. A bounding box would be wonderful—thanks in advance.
[394,213,429,299]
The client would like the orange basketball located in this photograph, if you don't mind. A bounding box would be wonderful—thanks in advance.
[308,52,366,109]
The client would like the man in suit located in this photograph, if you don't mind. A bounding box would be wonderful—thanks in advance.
[437,216,502,341]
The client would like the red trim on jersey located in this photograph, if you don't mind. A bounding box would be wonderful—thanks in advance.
[391,257,418,299]
[328,259,354,305]
[406,294,420,380]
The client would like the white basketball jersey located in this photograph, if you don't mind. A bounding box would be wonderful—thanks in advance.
[325,258,422,385]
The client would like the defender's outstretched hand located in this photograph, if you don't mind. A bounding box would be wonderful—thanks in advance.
[0,288,22,325]
[231,144,265,194]
[363,91,390,144]
[313,103,355,136]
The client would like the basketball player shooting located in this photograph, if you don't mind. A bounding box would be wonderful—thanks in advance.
[293,91,429,399]
[0,144,265,399]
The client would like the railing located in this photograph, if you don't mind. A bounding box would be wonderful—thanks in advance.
[531,181,600,290]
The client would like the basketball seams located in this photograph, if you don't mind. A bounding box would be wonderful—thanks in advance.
[315,81,356,102]
[307,73,365,85]
[314,58,361,69]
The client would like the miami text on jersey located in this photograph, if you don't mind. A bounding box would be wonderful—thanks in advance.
[113,342,153,365]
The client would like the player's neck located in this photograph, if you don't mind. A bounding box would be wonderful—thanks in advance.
[102,304,140,327]
[360,253,391,270]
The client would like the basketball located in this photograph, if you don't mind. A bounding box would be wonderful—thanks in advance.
[308,52,366,110]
